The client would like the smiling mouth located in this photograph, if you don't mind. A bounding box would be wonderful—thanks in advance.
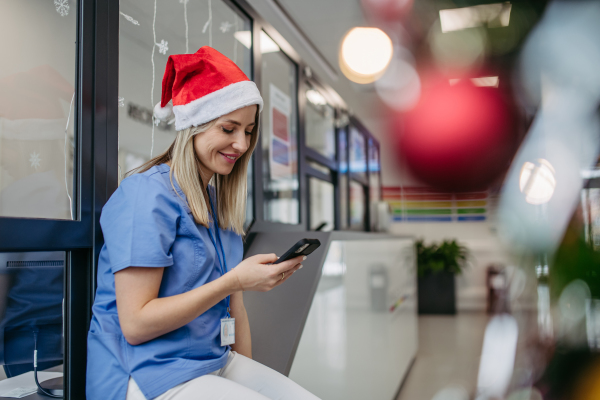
[219,152,239,163]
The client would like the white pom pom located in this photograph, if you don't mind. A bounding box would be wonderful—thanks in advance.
[153,101,174,121]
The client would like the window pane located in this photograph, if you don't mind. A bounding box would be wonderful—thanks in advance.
[0,1,77,220]
[0,251,65,381]
[349,127,367,180]
[309,177,334,232]
[261,34,299,224]
[118,0,252,178]
[339,129,348,229]
[369,139,381,203]
[350,180,366,230]
[305,85,335,159]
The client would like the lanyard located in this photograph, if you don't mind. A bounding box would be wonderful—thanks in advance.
[207,193,230,318]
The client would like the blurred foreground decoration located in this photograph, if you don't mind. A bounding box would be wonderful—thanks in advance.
[476,314,519,399]
[497,0,600,253]
[394,79,518,192]
[360,0,413,22]
[375,48,421,112]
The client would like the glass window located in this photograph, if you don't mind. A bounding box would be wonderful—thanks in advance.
[309,177,334,232]
[305,85,335,159]
[349,127,367,180]
[260,32,299,224]
[338,129,348,229]
[369,139,381,203]
[0,1,77,220]
[350,180,366,230]
[0,251,65,380]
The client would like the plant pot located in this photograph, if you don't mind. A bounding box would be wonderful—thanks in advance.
[418,270,456,315]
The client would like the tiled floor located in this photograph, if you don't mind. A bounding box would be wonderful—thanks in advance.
[396,313,490,400]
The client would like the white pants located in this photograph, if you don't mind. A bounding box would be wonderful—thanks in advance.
[126,352,321,400]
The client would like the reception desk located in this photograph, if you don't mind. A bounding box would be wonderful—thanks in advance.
[244,232,418,400]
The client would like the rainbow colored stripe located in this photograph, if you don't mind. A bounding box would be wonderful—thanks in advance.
[383,187,488,222]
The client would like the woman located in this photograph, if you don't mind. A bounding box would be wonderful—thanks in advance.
[87,47,320,400]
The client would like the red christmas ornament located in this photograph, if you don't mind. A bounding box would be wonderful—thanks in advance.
[395,80,517,192]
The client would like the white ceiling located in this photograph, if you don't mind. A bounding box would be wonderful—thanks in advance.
[275,0,366,74]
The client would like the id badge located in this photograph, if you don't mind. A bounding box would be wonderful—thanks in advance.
[220,317,235,346]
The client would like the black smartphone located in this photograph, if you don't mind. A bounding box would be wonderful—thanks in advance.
[273,239,321,264]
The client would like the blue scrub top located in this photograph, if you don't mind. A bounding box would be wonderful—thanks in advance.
[86,164,243,400]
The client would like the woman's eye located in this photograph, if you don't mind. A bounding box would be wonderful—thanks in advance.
[221,127,234,134]
[245,131,252,136]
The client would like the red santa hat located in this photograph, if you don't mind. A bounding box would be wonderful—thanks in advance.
[153,46,263,131]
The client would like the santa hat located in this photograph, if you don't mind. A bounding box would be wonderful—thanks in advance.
[153,46,263,131]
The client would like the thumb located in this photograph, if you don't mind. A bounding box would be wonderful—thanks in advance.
[249,253,278,265]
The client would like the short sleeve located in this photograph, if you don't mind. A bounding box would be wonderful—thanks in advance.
[100,173,181,273]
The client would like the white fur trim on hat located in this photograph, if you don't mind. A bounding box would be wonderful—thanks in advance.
[153,100,174,121]
[173,80,263,131]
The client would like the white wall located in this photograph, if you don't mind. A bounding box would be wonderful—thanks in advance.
[389,220,510,311]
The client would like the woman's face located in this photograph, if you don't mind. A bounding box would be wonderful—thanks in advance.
[193,105,256,178]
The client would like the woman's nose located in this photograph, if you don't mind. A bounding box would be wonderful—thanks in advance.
[231,132,249,153]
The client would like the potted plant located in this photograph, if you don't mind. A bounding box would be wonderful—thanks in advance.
[416,239,468,314]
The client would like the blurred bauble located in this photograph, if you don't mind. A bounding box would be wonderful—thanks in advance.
[395,80,518,192]
[360,0,413,21]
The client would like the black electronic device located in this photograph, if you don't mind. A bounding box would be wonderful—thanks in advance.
[273,239,321,264]
[33,328,63,398]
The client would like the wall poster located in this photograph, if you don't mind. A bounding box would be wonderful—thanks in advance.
[269,83,293,181]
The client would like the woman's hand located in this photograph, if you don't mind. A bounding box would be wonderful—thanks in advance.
[231,253,304,292]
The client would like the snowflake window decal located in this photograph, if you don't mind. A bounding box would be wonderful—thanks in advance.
[29,152,41,170]
[118,97,125,108]
[156,40,169,55]
[54,0,69,17]
[120,11,139,26]
[220,21,233,33]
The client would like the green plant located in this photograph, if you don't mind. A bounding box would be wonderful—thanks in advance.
[416,239,469,277]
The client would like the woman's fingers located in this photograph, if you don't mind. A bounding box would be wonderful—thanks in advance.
[236,254,305,292]
[270,255,305,276]
[273,263,303,287]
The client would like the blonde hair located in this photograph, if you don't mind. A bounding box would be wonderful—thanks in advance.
[132,108,259,235]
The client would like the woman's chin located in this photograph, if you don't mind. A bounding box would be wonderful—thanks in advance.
[214,165,235,176]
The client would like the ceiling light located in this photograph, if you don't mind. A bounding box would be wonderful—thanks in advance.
[519,159,556,205]
[339,27,393,84]
[439,3,512,33]
[306,89,327,106]
[234,31,280,54]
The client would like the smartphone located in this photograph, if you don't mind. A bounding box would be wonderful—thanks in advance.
[273,239,321,264]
